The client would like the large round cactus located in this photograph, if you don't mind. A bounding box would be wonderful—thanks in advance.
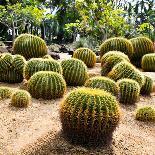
[117,78,140,104]
[73,48,96,68]
[130,37,154,67]
[0,86,12,100]
[108,61,144,87]
[24,58,62,80]
[60,87,120,145]
[28,71,66,99]
[84,76,119,96]
[100,37,134,58]
[141,75,153,95]
[61,58,88,86]
[13,34,48,59]
[101,51,130,76]
[141,53,155,72]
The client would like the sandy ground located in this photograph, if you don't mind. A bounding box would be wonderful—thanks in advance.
[0,62,155,155]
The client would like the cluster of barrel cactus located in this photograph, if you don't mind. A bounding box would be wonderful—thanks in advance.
[61,58,88,86]
[24,58,62,80]
[13,34,48,59]
[0,53,26,83]
[60,87,120,145]
[0,86,12,100]
[84,76,119,96]
[141,53,155,72]
[73,48,96,68]
[117,79,140,104]
[11,90,31,108]
[28,71,66,99]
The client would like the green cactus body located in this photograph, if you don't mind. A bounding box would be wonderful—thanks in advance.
[84,76,119,96]
[61,58,88,86]
[141,53,155,72]
[73,48,96,68]
[117,78,140,104]
[101,51,130,76]
[13,34,48,59]
[136,106,155,122]
[108,61,144,87]
[28,71,66,99]
[24,58,62,80]
[141,75,153,95]
[0,87,12,100]
[43,54,54,60]
[60,87,120,145]
[130,37,154,67]
[100,37,133,58]
[11,90,31,108]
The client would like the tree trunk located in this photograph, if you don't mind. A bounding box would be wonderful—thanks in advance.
[40,21,45,40]
[12,21,15,44]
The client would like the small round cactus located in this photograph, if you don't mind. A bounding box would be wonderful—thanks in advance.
[117,78,140,104]
[141,75,153,95]
[61,58,88,86]
[24,58,62,80]
[100,37,134,58]
[10,90,31,108]
[28,71,66,99]
[136,106,155,122]
[84,76,119,96]
[141,53,155,72]
[0,87,12,100]
[73,48,96,68]
[108,61,144,87]
[101,51,130,76]
[60,87,120,145]
[130,37,154,67]
[13,34,48,59]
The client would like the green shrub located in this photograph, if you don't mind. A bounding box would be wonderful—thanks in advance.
[24,58,62,80]
[100,37,133,58]
[117,78,140,104]
[101,51,130,76]
[141,53,155,72]
[61,58,88,86]
[141,75,153,95]
[108,61,144,87]
[10,90,31,108]
[73,48,96,68]
[136,106,155,122]
[28,71,66,99]
[0,87,12,100]
[84,76,119,96]
[13,34,48,59]
[130,37,154,67]
[60,87,120,145]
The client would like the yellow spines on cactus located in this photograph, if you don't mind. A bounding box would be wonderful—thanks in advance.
[13,34,48,59]
[28,71,66,99]
[0,86,12,100]
[73,48,96,68]
[100,37,134,58]
[60,87,120,145]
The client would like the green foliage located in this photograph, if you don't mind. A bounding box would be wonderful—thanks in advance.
[0,86,12,100]
[101,51,130,76]
[13,34,48,59]
[130,37,154,67]
[28,71,66,99]
[136,106,155,122]
[141,75,153,95]
[117,78,140,104]
[100,37,134,58]
[11,90,31,108]
[0,53,26,83]
[60,87,120,145]
[24,58,62,80]
[73,48,96,68]
[108,61,144,87]
[84,76,119,96]
[61,58,88,86]
[141,53,155,72]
